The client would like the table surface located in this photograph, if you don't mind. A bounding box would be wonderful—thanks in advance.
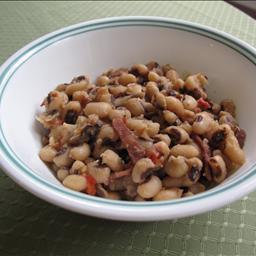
[1,1,256,256]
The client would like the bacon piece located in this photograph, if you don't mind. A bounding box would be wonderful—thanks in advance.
[112,118,146,163]
[192,134,212,181]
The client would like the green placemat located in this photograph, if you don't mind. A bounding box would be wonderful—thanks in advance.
[1,1,256,256]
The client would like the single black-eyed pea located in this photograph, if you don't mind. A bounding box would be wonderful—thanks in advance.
[113,95,132,107]
[98,124,118,141]
[132,158,155,183]
[166,69,179,84]
[65,101,82,113]
[164,156,189,178]
[145,81,159,99]
[101,149,123,172]
[183,158,203,186]
[154,134,171,146]
[165,96,184,117]
[125,98,144,116]
[118,73,137,85]
[109,85,127,97]
[63,174,87,191]
[53,148,73,168]
[163,110,178,124]
[148,71,160,82]
[84,102,112,118]
[154,141,170,161]
[183,95,197,111]
[170,144,200,158]
[165,126,189,144]
[96,75,110,87]
[189,182,205,194]
[192,112,216,135]
[39,145,57,162]
[131,64,149,75]
[87,161,111,184]
[44,90,69,112]
[137,176,162,199]
[184,73,208,91]
[72,91,89,107]
[173,78,185,91]
[179,121,193,134]
[65,80,89,95]
[57,169,69,181]
[153,188,183,201]
[109,108,131,120]
[181,109,195,123]
[147,121,160,136]
[155,92,167,109]
[126,83,143,97]
[70,160,87,174]
[69,143,91,161]
[208,155,227,183]
[186,157,203,169]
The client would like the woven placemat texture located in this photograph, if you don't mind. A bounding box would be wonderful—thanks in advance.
[0,1,256,256]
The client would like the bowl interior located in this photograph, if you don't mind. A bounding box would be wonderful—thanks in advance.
[1,23,256,190]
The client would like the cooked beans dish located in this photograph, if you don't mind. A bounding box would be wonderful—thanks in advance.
[37,62,246,201]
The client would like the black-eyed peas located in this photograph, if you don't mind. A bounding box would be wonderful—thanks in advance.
[164,156,189,178]
[125,98,144,116]
[39,145,57,162]
[70,160,87,174]
[37,62,246,200]
[63,174,87,191]
[65,80,89,95]
[137,175,162,199]
[165,126,189,145]
[118,73,137,85]
[192,112,216,135]
[100,149,123,172]
[223,125,245,165]
[96,75,110,87]
[53,148,73,168]
[87,161,111,184]
[69,143,91,161]
[208,155,227,183]
[153,188,183,201]
[163,110,178,124]
[166,69,179,84]
[170,144,200,158]
[57,169,69,181]
[84,102,112,118]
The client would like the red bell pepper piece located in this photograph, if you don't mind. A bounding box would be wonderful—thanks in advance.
[197,97,210,110]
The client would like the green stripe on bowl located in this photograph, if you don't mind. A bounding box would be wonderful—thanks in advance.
[0,18,255,207]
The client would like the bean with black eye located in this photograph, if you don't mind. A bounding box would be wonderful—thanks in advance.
[210,130,226,149]
[82,124,100,144]
[64,110,78,124]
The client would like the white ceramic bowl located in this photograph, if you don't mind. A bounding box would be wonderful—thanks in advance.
[0,17,255,221]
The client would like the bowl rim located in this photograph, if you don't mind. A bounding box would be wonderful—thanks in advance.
[0,16,255,221]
